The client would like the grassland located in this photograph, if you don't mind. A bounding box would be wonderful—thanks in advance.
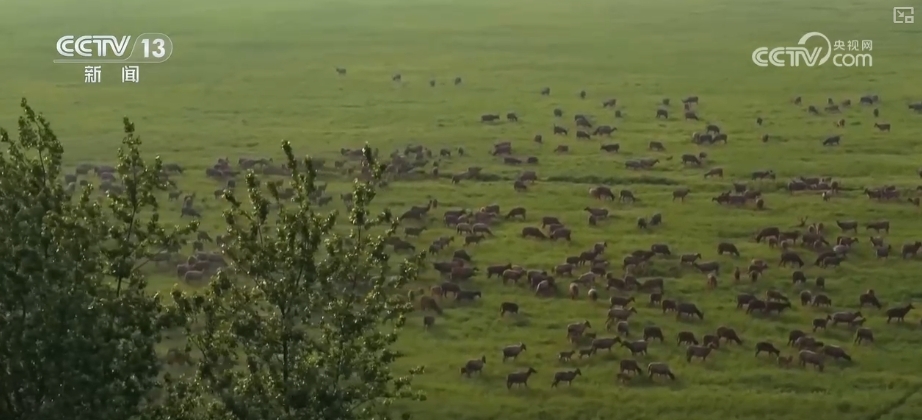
[3,0,922,419]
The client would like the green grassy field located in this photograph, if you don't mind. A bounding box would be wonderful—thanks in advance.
[4,0,922,419]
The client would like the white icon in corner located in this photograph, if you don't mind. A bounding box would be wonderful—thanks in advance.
[894,7,914,24]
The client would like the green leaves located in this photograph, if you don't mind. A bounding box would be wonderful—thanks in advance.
[1,100,423,420]
[0,99,193,420]
[158,141,425,420]
[101,115,198,295]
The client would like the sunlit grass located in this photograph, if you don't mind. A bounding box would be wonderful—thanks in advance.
[3,0,922,419]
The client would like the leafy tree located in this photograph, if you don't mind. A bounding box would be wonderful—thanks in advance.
[146,143,425,420]
[0,99,196,420]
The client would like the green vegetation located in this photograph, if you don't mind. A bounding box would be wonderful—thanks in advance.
[1,101,423,420]
[2,0,922,419]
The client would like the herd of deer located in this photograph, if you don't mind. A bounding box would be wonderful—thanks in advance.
[395,90,920,387]
[69,71,922,389]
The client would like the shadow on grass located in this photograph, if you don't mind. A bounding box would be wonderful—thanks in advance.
[618,375,686,390]
[495,312,533,328]
[425,324,454,339]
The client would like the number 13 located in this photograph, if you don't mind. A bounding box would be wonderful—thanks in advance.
[142,38,166,58]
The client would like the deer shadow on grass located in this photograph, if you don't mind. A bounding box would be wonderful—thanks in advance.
[617,374,686,390]
[674,316,706,325]
[498,312,533,328]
